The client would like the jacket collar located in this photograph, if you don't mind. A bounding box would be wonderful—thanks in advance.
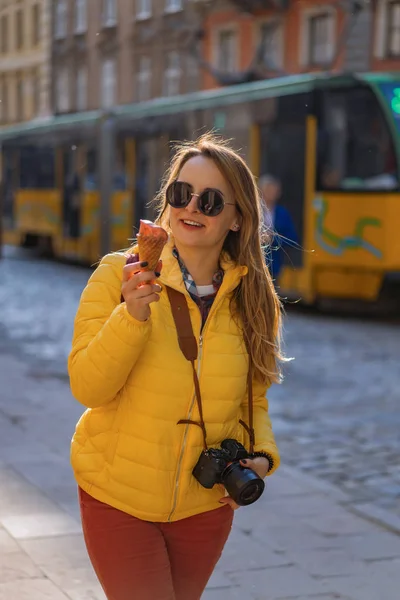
[129,235,248,298]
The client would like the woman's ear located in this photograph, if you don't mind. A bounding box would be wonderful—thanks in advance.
[230,211,242,232]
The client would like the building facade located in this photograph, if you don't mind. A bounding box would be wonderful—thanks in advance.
[199,0,381,90]
[51,0,202,115]
[371,0,400,71]
[0,0,52,126]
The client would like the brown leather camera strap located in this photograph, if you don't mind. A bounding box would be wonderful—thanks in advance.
[166,286,208,450]
[166,285,255,454]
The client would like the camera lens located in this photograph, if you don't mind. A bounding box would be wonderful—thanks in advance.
[222,463,265,506]
[239,480,264,505]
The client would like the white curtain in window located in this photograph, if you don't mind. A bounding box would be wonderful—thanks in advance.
[103,0,117,25]
[76,66,87,110]
[56,67,69,112]
[165,0,182,13]
[308,13,334,64]
[75,0,87,33]
[137,0,152,19]
[217,30,237,73]
[55,0,67,39]
[163,51,181,97]
[137,56,151,101]
[260,22,283,70]
[101,58,116,108]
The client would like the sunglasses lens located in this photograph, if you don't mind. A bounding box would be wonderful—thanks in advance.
[199,190,224,216]
[167,182,191,208]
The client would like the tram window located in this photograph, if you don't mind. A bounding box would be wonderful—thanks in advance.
[2,149,15,224]
[317,87,398,191]
[20,147,37,188]
[85,148,98,190]
[20,146,56,189]
[113,140,128,191]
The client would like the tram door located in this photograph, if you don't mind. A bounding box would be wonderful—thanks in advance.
[63,146,81,239]
[1,147,16,230]
[260,93,311,269]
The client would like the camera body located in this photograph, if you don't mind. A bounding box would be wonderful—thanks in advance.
[192,439,265,506]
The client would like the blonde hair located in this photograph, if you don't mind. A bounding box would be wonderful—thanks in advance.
[154,133,284,385]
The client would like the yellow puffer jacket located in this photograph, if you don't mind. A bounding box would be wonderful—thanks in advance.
[69,238,280,522]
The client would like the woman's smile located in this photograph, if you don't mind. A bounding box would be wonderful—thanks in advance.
[180,218,206,231]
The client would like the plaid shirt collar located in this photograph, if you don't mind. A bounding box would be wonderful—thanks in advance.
[172,247,224,299]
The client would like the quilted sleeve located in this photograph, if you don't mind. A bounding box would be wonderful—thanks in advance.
[240,377,281,476]
[68,253,151,409]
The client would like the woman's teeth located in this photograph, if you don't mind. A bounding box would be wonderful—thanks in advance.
[183,220,203,227]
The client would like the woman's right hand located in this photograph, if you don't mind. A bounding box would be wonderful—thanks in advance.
[121,261,162,322]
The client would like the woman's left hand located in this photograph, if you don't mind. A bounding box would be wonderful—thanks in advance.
[219,457,270,511]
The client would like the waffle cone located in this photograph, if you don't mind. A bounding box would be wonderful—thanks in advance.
[137,235,166,271]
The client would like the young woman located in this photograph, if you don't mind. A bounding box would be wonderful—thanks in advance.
[68,133,283,600]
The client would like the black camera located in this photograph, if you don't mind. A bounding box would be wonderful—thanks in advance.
[192,439,265,506]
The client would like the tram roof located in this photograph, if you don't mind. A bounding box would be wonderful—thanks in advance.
[0,109,102,143]
[1,71,399,142]
[114,72,400,121]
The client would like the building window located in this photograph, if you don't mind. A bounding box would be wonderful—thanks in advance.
[0,77,8,122]
[163,51,181,97]
[186,53,199,93]
[217,29,238,73]
[75,0,87,33]
[16,78,24,121]
[54,0,68,39]
[103,0,117,27]
[1,16,8,54]
[137,56,151,101]
[137,0,152,20]
[76,66,87,110]
[33,71,40,116]
[260,21,283,70]
[308,13,334,65]
[165,0,183,13]
[101,58,116,108]
[32,4,41,46]
[16,9,24,51]
[56,67,70,113]
[386,1,400,56]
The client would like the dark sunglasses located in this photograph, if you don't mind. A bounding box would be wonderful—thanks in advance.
[166,181,236,217]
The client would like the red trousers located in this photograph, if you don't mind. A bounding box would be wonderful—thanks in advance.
[79,487,233,600]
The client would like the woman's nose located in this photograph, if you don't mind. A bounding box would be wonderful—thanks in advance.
[186,193,199,213]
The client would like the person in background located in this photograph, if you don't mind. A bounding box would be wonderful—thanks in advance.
[259,174,299,281]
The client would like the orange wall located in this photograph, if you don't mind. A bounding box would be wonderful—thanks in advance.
[202,0,345,91]
[371,57,400,71]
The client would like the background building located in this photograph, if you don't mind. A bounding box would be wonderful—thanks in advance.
[199,0,386,90]
[372,0,400,71]
[0,0,51,126]
[2,0,399,126]
[51,0,202,115]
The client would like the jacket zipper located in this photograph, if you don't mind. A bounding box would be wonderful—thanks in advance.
[168,333,203,522]
[167,293,227,522]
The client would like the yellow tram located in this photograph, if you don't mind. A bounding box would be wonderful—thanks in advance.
[1,72,400,306]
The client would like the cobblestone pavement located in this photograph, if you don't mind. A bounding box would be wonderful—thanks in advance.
[1,246,399,522]
[1,352,400,599]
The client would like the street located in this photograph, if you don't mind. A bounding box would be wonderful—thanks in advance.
[0,246,400,599]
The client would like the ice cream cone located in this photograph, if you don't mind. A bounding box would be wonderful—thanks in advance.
[137,235,166,272]
[137,220,168,273]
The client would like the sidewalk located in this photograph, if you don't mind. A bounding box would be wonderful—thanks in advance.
[1,353,400,600]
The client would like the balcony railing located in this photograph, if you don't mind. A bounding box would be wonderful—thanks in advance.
[230,0,288,12]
